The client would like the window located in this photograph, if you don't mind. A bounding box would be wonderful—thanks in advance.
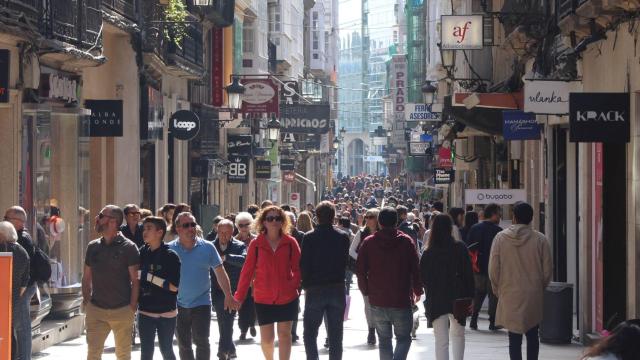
[325,31,329,53]
[243,22,254,53]
[313,31,318,50]
[313,53,319,59]
[268,3,281,32]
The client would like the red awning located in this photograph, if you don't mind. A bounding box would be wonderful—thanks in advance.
[453,91,524,110]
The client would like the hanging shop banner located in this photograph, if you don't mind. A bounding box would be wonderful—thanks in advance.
[281,132,322,150]
[524,80,570,114]
[255,160,272,179]
[169,110,200,141]
[373,137,388,145]
[280,104,330,134]
[441,15,484,50]
[280,80,299,104]
[39,71,80,103]
[438,146,453,168]
[434,168,455,184]
[391,55,407,121]
[85,100,124,137]
[569,93,630,143]
[420,133,434,142]
[409,142,431,155]
[241,78,279,117]
[502,110,540,141]
[227,134,253,155]
[405,103,442,121]
[465,189,527,205]
[227,155,250,183]
[211,28,224,107]
[280,158,295,171]
[0,49,9,103]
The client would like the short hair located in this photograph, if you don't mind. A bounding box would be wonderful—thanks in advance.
[246,204,260,217]
[378,207,398,228]
[315,201,336,225]
[171,203,191,232]
[432,201,444,212]
[483,203,500,219]
[254,205,292,235]
[175,212,195,229]
[338,217,351,229]
[260,200,273,209]
[217,219,235,231]
[161,203,176,214]
[448,207,465,226]
[104,205,124,226]
[235,212,253,226]
[213,215,224,226]
[396,205,408,217]
[123,204,139,215]
[140,209,153,218]
[143,216,167,239]
[5,206,27,222]
[0,221,17,243]
[513,202,534,225]
[281,205,291,212]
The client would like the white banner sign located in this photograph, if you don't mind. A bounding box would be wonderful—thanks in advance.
[464,189,527,205]
[441,15,484,50]
[409,142,431,155]
[524,81,571,114]
[364,155,385,162]
[372,137,388,145]
[391,55,407,121]
[405,103,442,121]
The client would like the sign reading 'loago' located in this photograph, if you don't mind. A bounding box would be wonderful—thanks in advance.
[280,104,330,134]
[464,189,527,205]
[169,110,200,141]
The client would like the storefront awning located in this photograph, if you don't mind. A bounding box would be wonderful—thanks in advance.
[443,91,524,135]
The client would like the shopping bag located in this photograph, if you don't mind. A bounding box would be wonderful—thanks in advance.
[344,294,351,321]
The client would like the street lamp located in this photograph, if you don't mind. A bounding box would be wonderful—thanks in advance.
[421,80,437,105]
[225,76,246,112]
[333,137,340,150]
[438,43,455,76]
[267,116,281,143]
[339,127,346,138]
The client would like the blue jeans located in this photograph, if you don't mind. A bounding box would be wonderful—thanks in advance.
[303,285,345,360]
[138,313,177,360]
[16,284,37,360]
[213,291,236,356]
[176,305,211,360]
[370,305,413,360]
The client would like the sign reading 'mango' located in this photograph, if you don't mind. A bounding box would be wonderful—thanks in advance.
[280,104,330,134]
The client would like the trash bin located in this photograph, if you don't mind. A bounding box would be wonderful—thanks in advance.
[540,282,573,344]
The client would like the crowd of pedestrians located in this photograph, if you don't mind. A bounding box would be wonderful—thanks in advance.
[2,175,640,360]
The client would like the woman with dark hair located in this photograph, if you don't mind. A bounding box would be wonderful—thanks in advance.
[581,319,640,360]
[460,211,479,245]
[420,214,474,360]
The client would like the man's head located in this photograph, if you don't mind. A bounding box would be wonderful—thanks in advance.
[306,203,314,212]
[432,201,444,212]
[95,205,124,235]
[512,202,534,225]
[396,205,408,221]
[378,207,398,229]
[123,204,141,226]
[212,215,224,232]
[315,201,336,226]
[260,200,273,209]
[4,206,27,231]
[448,207,465,227]
[142,216,167,245]
[175,212,197,242]
[216,219,235,245]
[0,221,17,244]
[483,203,501,224]
[247,204,260,218]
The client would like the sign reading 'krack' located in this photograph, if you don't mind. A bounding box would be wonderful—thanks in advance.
[280,104,330,134]
[569,92,630,143]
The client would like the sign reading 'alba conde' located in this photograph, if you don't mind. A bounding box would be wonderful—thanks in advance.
[569,93,630,143]
[441,15,484,50]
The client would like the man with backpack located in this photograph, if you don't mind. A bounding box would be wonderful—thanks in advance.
[5,206,51,360]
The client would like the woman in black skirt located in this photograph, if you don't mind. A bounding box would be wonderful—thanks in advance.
[235,205,302,360]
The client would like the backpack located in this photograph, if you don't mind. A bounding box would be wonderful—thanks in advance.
[32,246,52,282]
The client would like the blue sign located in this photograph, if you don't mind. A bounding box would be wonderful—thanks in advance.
[420,133,433,142]
[502,110,540,140]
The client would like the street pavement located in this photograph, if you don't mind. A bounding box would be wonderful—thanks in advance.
[34,286,585,360]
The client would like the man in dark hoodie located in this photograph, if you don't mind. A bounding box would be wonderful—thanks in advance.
[356,207,422,360]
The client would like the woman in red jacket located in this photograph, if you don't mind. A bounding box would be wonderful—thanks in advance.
[235,205,301,360]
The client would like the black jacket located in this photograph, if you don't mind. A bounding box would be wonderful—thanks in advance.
[212,238,246,293]
[17,229,35,286]
[291,229,305,247]
[300,224,350,289]
[420,239,474,326]
[466,221,502,275]
[139,243,181,314]
[120,223,144,248]
[398,220,418,244]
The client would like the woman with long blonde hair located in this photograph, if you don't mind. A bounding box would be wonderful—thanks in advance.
[296,211,314,233]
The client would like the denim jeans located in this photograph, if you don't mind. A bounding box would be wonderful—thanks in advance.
[508,325,539,360]
[138,313,177,360]
[472,274,498,324]
[213,291,236,356]
[176,305,212,360]
[303,285,345,360]
[370,305,413,360]
[16,284,37,360]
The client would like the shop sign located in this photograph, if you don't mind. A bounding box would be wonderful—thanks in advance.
[289,192,300,209]
[280,80,299,104]
[281,132,321,150]
[211,28,224,106]
[255,160,272,179]
[373,137,387,145]
[364,155,385,162]
[409,142,431,155]
[227,134,252,155]
[85,100,123,137]
[227,155,250,183]
[283,171,295,183]
[524,80,570,114]
[441,15,484,50]
[465,189,527,205]
[405,103,442,121]
[169,110,200,141]
[241,78,279,118]
[438,146,453,168]
[434,168,455,184]
[569,93,630,143]
[391,55,407,121]
[40,73,79,103]
[502,110,540,140]
[0,49,9,103]
[145,86,164,140]
[280,104,330,134]
[280,158,295,171]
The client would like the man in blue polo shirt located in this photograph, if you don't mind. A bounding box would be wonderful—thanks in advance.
[169,212,240,360]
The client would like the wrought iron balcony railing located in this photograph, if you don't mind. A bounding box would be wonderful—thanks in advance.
[102,0,137,21]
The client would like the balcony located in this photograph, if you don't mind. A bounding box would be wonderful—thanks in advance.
[102,0,137,22]
[500,0,546,59]
[2,0,40,28]
[189,0,235,27]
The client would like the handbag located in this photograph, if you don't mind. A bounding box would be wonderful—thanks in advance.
[452,297,473,322]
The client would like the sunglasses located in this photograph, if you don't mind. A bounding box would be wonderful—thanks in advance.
[237,223,251,228]
[180,222,197,229]
[98,213,115,219]
[264,216,283,223]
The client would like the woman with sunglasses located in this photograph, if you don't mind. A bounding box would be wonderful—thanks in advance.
[348,208,380,345]
[234,212,258,340]
[235,206,301,360]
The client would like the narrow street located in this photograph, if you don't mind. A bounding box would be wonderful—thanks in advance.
[34,286,584,360]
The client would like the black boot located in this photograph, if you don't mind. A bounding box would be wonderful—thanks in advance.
[367,328,376,345]
[470,316,478,330]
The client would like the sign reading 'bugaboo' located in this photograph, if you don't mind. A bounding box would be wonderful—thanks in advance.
[170,110,200,141]
[464,189,527,205]
[569,93,630,143]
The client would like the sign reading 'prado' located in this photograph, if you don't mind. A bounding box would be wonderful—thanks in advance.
[280,104,330,134]
[569,93,630,143]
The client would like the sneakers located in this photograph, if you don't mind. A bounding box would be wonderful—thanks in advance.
[367,328,376,345]
[250,326,257,337]
[292,334,299,342]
